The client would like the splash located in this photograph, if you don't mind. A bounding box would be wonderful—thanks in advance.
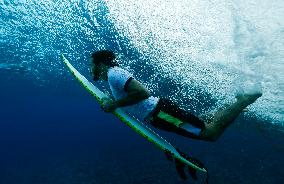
[106,0,284,125]
[0,0,283,126]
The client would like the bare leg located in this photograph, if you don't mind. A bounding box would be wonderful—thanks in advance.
[199,93,262,141]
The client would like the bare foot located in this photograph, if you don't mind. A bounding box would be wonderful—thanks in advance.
[236,92,262,105]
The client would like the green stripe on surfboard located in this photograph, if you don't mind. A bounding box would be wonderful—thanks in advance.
[60,53,207,173]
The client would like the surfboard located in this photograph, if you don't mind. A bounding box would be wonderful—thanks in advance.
[60,53,207,173]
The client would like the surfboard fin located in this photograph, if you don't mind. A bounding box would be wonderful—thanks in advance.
[164,151,174,161]
[173,148,209,183]
[188,164,198,180]
[174,157,187,180]
[174,158,198,180]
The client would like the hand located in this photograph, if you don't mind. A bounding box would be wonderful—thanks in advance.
[60,53,65,61]
[101,97,118,113]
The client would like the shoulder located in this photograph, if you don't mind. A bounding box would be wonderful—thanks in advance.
[108,67,132,78]
[107,66,134,89]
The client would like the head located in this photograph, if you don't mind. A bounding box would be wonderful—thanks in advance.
[90,50,118,81]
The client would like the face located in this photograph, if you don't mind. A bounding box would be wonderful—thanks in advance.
[90,57,101,81]
[90,57,109,81]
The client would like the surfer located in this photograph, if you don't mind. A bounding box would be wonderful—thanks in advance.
[90,50,262,142]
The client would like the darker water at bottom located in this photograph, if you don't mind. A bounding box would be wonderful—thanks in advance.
[0,73,283,184]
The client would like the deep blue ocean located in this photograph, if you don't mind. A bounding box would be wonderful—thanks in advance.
[0,0,283,184]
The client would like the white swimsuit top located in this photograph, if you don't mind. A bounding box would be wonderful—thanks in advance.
[107,66,159,120]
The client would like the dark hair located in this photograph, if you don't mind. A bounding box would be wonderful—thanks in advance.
[91,50,118,67]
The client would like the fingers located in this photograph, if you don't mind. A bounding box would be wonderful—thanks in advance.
[101,105,111,113]
[101,97,115,113]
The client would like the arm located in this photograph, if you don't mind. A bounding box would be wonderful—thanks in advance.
[114,79,151,107]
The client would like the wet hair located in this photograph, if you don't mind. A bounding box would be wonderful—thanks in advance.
[91,50,119,67]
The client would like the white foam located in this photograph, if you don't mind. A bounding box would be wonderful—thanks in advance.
[0,0,283,126]
[107,0,284,125]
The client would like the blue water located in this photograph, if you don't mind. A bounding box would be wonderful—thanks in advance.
[1,0,283,183]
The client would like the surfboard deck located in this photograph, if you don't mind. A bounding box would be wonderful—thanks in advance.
[60,53,207,173]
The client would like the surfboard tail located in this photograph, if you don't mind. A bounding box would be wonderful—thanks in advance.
[173,148,209,183]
